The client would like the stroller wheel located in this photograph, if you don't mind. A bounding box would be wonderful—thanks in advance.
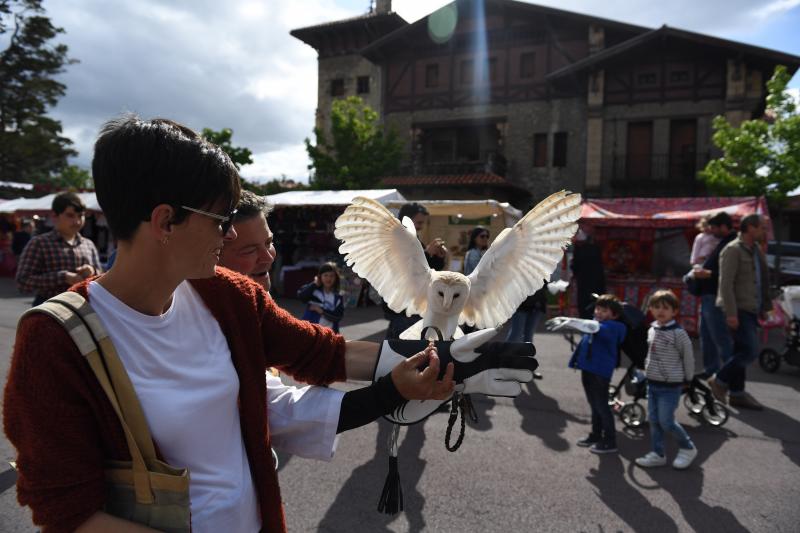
[702,401,729,426]
[683,392,705,414]
[758,348,781,373]
[620,402,646,428]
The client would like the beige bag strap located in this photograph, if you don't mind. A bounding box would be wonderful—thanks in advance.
[23,292,157,504]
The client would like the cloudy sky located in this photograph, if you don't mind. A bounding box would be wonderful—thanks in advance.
[40,0,800,182]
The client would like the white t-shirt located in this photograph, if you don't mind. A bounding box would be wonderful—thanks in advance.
[88,281,260,533]
[266,373,343,460]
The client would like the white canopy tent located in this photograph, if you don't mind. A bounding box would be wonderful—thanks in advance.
[0,192,102,214]
[265,189,406,206]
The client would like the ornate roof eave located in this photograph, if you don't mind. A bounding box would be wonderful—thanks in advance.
[546,25,800,82]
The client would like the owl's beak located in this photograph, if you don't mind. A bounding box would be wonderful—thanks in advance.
[442,291,453,310]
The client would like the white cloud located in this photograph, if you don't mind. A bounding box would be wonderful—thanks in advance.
[242,143,311,183]
[756,0,800,19]
[41,0,798,182]
[47,0,357,179]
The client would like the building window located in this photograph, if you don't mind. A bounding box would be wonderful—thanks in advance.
[425,64,439,88]
[357,76,370,94]
[460,59,474,84]
[669,70,689,83]
[488,57,498,81]
[553,132,568,167]
[533,133,547,167]
[330,78,345,96]
[637,72,657,86]
[520,52,535,79]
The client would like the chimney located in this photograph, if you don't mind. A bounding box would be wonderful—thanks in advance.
[376,0,391,14]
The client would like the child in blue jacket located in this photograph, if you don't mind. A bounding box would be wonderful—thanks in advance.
[549,294,626,454]
[297,262,345,333]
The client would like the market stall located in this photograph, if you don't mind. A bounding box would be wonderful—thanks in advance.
[569,196,770,335]
[265,189,407,301]
[265,191,522,303]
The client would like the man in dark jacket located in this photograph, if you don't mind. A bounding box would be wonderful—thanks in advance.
[570,230,606,319]
[693,211,737,377]
[11,219,34,257]
[383,202,448,339]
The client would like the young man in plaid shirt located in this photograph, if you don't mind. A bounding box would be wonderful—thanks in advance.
[15,192,102,305]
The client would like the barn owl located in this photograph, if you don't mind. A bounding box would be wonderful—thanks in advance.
[334,190,582,340]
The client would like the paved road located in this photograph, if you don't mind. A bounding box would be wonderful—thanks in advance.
[1,279,799,532]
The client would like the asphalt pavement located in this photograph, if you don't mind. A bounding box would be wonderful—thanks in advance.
[1,278,799,532]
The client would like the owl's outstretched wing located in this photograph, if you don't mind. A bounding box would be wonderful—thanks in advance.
[334,197,433,317]
[461,191,581,329]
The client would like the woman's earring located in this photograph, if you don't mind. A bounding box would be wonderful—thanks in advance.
[161,236,169,245]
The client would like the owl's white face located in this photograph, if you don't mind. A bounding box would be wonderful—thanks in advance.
[427,273,470,315]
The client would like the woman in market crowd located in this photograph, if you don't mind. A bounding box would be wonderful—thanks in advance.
[690,216,720,267]
[463,226,490,275]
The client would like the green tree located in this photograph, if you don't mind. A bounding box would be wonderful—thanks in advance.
[701,65,800,281]
[242,175,308,196]
[48,164,92,189]
[305,96,402,189]
[201,127,253,170]
[0,0,77,183]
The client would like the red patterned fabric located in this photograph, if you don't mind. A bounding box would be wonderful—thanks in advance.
[580,196,771,232]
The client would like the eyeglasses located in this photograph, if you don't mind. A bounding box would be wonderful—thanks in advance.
[180,205,237,235]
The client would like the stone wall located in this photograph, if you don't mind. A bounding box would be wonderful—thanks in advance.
[384,97,588,207]
[317,55,383,136]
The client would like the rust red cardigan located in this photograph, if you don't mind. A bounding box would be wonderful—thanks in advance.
[3,268,347,532]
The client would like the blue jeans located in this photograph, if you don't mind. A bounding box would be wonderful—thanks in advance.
[647,383,694,456]
[581,371,616,446]
[715,311,759,394]
[700,294,733,375]
[505,309,540,343]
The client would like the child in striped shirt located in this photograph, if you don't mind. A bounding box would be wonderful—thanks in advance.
[635,290,698,470]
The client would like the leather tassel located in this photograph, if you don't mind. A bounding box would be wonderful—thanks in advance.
[377,424,403,514]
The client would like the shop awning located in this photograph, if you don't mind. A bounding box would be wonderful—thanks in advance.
[580,196,769,228]
[265,189,406,206]
[0,192,102,214]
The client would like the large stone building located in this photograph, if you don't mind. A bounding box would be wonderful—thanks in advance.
[292,0,799,207]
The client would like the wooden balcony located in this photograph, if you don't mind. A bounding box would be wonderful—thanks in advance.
[610,152,710,196]
[394,152,508,177]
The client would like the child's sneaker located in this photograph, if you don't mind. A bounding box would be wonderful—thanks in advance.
[635,452,667,468]
[672,447,698,470]
[576,435,600,448]
[589,442,618,454]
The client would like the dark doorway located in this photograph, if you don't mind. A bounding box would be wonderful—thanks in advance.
[669,119,697,180]
[626,121,653,180]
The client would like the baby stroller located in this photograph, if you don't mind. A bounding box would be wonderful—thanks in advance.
[609,369,730,428]
[759,286,800,374]
[682,376,729,426]
[608,365,648,427]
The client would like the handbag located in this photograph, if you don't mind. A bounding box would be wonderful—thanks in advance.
[682,271,703,297]
[25,291,191,532]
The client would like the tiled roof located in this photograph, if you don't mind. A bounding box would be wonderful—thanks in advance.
[291,11,404,35]
[380,173,519,187]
